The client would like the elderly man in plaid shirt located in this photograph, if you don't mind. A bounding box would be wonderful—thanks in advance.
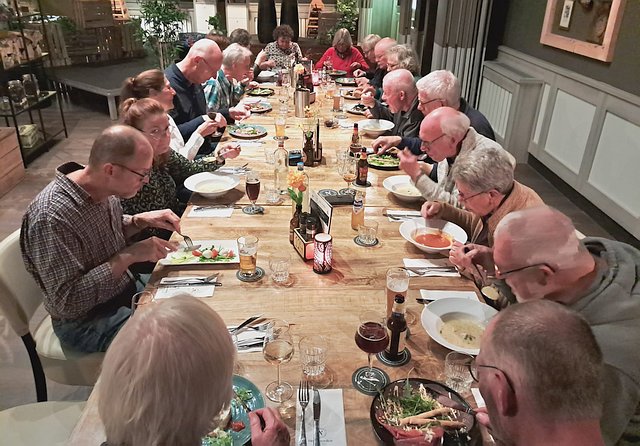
[21,125,180,353]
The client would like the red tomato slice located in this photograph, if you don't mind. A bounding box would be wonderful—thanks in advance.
[192,249,202,257]
[211,249,219,258]
[230,420,245,432]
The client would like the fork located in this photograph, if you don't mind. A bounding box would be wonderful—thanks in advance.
[177,232,194,249]
[298,380,309,446]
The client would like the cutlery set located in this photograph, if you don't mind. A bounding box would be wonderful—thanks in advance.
[298,381,322,446]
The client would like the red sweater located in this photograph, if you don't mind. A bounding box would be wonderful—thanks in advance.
[314,47,369,77]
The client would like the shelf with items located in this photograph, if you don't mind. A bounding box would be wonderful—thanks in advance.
[0,90,55,117]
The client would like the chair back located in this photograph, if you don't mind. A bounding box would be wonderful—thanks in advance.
[0,229,43,337]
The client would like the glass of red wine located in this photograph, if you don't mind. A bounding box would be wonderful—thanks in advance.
[243,170,264,215]
[352,311,391,395]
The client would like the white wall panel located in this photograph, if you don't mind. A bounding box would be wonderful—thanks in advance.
[478,78,512,139]
[533,83,550,145]
[588,112,640,218]
[544,90,595,174]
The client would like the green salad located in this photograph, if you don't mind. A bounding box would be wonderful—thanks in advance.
[368,154,400,167]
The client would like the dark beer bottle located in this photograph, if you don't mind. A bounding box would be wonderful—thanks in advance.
[356,147,368,186]
[385,294,407,360]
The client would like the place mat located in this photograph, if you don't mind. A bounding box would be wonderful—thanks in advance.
[403,258,460,277]
[187,207,233,218]
[419,290,479,301]
[296,389,347,446]
[155,276,216,299]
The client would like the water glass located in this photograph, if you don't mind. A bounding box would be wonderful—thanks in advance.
[269,253,291,283]
[300,335,328,377]
[444,351,475,394]
[265,181,281,204]
[265,148,277,165]
[131,291,155,315]
[358,220,379,245]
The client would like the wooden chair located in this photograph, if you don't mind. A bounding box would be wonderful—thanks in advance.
[0,229,104,402]
[0,401,85,445]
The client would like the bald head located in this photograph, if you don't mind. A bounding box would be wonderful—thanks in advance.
[481,300,603,422]
[179,39,223,84]
[88,125,152,168]
[382,69,418,113]
[374,37,397,69]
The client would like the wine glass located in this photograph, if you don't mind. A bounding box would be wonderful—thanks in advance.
[337,156,357,195]
[243,170,264,214]
[352,311,390,395]
[263,319,294,402]
[206,105,224,138]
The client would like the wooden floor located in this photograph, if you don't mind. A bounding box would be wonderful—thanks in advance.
[0,94,632,409]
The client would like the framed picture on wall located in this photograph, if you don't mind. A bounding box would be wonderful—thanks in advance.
[540,0,627,62]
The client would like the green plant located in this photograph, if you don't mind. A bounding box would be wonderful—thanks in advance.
[328,0,358,41]
[207,13,226,35]
[136,0,188,69]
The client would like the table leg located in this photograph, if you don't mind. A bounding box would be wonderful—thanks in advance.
[107,96,118,120]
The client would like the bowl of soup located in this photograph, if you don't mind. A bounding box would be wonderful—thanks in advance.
[357,119,395,137]
[184,172,240,198]
[399,218,467,254]
[383,175,422,202]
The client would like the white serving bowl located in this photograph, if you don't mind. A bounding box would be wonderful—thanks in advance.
[421,297,498,355]
[399,218,467,254]
[184,172,240,199]
[357,119,394,137]
[383,175,422,202]
[256,70,276,81]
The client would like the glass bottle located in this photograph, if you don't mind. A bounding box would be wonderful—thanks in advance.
[385,295,407,360]
[22,74,39,103]
[349,123,361,155]
[289,203,302,244]
[274,140,288,194]
[303,121,315,167]
[351,190,365,230]
[356,147,369,186]
[7,80,26,108]
[297,162,310,213]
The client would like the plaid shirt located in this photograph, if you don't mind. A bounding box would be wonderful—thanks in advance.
[20,162,134,320]
[203,69,243,111]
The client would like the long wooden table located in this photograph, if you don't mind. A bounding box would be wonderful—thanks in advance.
[68,93,483,445]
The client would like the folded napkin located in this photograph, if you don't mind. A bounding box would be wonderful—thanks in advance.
[296,389,347,446]
[419,290,479,301]
[403,258,460,277]
[387,209,421,222]
[228,325,267,353]
[187,207,234,218]
[155,276,216,299]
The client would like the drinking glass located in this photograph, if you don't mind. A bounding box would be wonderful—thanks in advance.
[353,311,389,394]
[357,221,379,246]
[131,291,155,315]
[337,156,357,195]
[274,115,287,141]
[263,319,294,402]
[269,253,291,283]
[445,352,475,394]
[300,335,328,378]
[386,268,410,318]
[237,235,259,277]
[243,170,263,214]
[206,105,224,138]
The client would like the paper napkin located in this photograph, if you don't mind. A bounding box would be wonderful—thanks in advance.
[296,388,347,446]
[403,258,460,277]
[155,276,216,299]
[228,326,267,353]
[187,207,234,218]
[419,290,479,301]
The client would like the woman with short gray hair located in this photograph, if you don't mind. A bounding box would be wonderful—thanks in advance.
[315,28,368,76]
[385,44,420,76]
[204,43,257,110]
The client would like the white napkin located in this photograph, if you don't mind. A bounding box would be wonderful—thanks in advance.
[403,258,460,277]
[187,207,234,218]
[155,276,216,299]
[387,209,421,222]
[296,389,347,446]
[419,290,479,301]
[472,388,486,408]
[228,325,267,353]
[338,119,351,129]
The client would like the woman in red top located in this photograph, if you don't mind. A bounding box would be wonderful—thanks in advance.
[315,28,369,77]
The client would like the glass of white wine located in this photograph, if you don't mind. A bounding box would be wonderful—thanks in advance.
[263,319,294,402]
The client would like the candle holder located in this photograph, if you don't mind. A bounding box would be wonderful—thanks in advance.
[313,233,333,274]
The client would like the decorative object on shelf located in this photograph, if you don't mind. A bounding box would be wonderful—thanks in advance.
[257,0,277,44]
[7,79,26,108]
[540,0,626,62]
[313,233,332,274]
[288,163,309,213]
[21,73,38,103]
[18,124,42,150]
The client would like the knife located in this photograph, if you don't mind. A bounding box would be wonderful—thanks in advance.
[423,383,476,415]
[229,314,265,335]
[313,389,321,446]
[157,281,222,287]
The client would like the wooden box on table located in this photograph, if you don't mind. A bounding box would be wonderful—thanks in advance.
[0,127,25,198]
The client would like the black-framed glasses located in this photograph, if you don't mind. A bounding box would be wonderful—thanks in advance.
[112,163,151,179]
[458,189,488,202]
[494,262,555,279]
[469,362,516,395]
[419,97,444,107]
[420,133,446,151]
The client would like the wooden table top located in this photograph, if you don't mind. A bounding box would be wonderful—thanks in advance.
[68,94,486,445]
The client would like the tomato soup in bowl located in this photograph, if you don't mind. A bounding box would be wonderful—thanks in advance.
[413,230,453,249]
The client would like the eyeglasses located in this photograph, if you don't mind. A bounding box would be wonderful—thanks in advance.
[113,163,151,179]
[419,97,444,107]
[200,57,217,74]
[420,133,446,151]
[458,189,487,202]
[494,262,555,279]
[469,361,516,395]
[144,126,170,139]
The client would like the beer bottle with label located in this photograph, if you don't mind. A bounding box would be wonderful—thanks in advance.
[355,147,368,186]
[349,123,361,155]
[385,295,407,360]
[351,190,365,230]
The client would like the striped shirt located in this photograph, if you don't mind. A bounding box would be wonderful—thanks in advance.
[203,69,243,112]
[20,162,134,320]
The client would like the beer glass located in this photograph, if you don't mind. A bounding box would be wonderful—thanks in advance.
[386,268,410,318]
[237,235,259,277]
[353,311,389,394]
[274,115,286,141]
[243,170,263,214]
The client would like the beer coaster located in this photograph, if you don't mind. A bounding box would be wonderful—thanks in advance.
[377,348,411,367]
[352,366,390,396]
[242,205,265,215]
[273,136,289,140]
[338,188,357,196]
[236,266,265,282]
[318,189,338,197]
[354,236,379,247]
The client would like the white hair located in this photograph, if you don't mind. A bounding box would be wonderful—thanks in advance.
[438,108,470,140]
[386,44,419,75]
[360,34,381,51]
[452,146,514,194]
[99,296,235,446]
[223,43,252,68]
[383,69,417,97]
[417,70,461,108]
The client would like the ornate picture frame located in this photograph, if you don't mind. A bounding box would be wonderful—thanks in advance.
[540,0,627,62]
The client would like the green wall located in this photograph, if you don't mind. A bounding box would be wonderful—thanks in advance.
[367,0,399,39]
[502,0,640,97]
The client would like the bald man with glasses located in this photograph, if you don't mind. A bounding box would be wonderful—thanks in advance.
[21,125,180,353]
